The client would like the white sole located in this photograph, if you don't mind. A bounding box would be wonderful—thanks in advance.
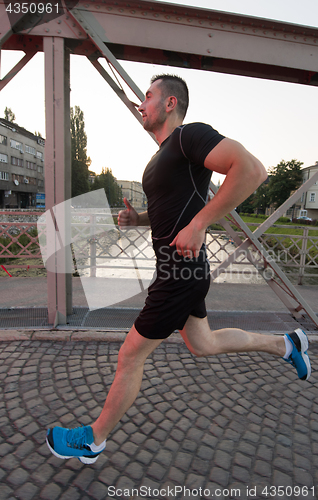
[46,436,99,464]
[294,328,311,380]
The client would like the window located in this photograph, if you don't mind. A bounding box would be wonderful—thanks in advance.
[11,156,24,167]
[12,173,23,183]
[36,151,43,160]
[309,193,316,203]
[0,134,7,145]
[0,171,9,181]
[38,179,44,188]
[10,139,23,152]
[37,165,43,174]
[25,145,36,156]
[0,153,8,163]
[26,160,36,170]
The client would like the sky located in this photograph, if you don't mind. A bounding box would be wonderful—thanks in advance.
[0,0,318,185]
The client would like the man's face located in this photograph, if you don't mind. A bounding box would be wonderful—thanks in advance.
[138,80,167,132]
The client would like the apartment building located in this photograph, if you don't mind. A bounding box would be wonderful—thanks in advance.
[117,180,147,208]
[0,118,45,209]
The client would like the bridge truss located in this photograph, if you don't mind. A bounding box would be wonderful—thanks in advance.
[1,0,318,327]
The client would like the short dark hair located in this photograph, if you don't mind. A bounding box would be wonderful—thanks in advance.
[151,74,189,120]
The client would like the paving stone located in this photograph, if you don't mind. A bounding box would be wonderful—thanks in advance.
[125,461,144,480]
[59,487,81,500]
[87,481,108,500]
[7,467,30,486]
[209,467,230,487]
[73,468,95,490]
[53,469,76,486]
[148,461,166,481]
[14,482,39,500]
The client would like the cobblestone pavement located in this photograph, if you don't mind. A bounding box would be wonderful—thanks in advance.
[0,339,318,500]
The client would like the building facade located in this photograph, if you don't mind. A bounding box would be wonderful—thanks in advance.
[0,118,45,209]
[299,163,318,220]
[284,163,318,220]
[117,180,146,208]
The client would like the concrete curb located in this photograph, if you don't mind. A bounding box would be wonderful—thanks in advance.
[0,329,185,343]
[1,328,318,342]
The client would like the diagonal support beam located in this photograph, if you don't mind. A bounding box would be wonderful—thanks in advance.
[69,8,158,143]
[0,51,37,91]
[88,57,144,128]
[69,8,145,101]
[210,178,318,327]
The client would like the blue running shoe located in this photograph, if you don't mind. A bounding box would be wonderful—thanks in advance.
[284,328,311,381]
[46,425,106,464]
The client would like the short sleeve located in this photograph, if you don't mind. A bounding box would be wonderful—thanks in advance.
[180,122,225,165]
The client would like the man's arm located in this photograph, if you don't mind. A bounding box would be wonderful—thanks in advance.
[118,198,150,228]
[170,138,268,257]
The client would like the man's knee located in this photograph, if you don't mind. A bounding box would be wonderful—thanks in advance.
[188,343,213,357]
[117,325,161,369]
[117,338,141,370]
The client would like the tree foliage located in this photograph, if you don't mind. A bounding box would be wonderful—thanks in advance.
[4,107,15,122]
[237,193,255,214]
[238,159,303,214]
[71,106,91,197]
[267,159,303,208]
[91,168,123,207]
[252,182,271,214]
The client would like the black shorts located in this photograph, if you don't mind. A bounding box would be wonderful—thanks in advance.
[135,243,210,340]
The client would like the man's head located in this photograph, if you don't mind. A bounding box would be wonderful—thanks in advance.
[150,74,189,120]
[138,74,189,134]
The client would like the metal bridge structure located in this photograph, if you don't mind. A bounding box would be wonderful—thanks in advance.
[1,0,318,327]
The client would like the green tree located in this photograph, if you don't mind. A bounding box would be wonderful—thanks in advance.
[91,168,123,207]
[252,181,270,214]
[237,193,255,214]
[71,106,91,197]
[267,159,303,208]
[4,107,15,122]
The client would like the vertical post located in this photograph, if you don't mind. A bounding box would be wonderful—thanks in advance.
[90,213,97,278]
[298,227,309,285]
[44,37,72,325]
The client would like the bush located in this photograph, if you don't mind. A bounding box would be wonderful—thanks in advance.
[277,217,291,223]
[292,218,313,225]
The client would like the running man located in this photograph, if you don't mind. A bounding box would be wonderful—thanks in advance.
[46,74,311,464]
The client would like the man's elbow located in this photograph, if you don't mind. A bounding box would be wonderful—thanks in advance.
[252,158,268,187]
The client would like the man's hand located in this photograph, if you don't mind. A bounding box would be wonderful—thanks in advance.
[118,198,139,228]
[170,219,206,259]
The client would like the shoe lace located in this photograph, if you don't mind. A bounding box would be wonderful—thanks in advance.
[66,426,88,450]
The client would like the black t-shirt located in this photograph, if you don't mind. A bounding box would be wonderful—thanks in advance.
[142,122,225,248]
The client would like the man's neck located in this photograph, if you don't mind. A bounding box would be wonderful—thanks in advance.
[155,117,183,145]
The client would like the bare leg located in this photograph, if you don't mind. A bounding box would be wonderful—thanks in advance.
[92,318,285,445]
[179,315,285,357]
[91,325,162,445]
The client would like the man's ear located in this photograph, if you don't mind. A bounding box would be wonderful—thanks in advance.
[166,96,178,112]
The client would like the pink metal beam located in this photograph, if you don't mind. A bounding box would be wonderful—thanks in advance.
[0,51,37,90]
[44,36,72,325]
